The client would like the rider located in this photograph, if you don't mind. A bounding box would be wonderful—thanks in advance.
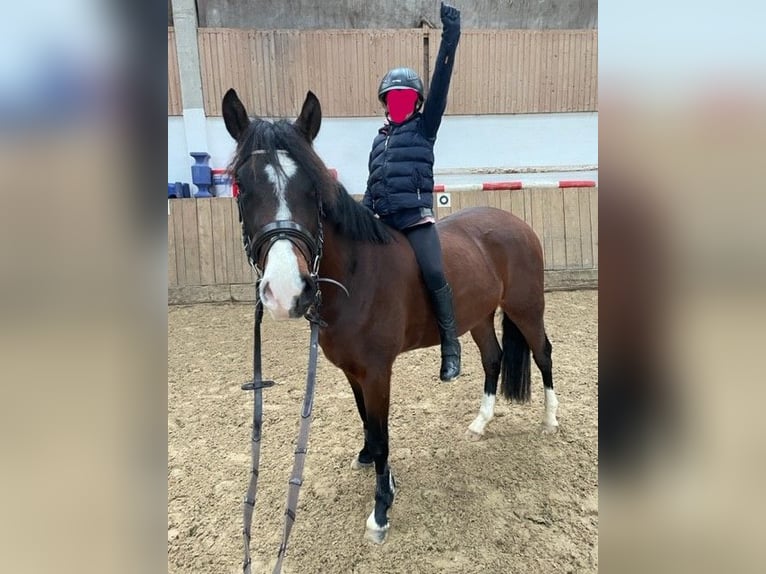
[362,2,462,382]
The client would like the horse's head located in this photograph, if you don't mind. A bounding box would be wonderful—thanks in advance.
[223,88,333,320]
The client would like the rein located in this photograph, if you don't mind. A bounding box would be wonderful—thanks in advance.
[238,148,348,573]
[241,289,321,574]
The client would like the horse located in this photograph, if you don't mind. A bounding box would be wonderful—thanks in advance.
[222,88,559,545]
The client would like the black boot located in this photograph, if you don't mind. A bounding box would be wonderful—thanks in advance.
[429,284,461,382]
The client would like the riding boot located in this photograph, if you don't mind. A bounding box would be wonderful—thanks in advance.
[429,283,462,382]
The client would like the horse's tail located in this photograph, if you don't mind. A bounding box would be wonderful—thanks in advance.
[500,314,532,402]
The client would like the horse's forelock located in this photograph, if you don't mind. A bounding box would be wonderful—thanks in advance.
[231,118,338,206]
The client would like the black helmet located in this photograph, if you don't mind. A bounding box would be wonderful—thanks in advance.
[377,67,425,105]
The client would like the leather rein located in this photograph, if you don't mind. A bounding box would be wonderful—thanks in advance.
[237,149,347,574]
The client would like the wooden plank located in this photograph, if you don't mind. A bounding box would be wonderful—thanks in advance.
[547,188,567,269]
[227,197,246,284]
[544,269,598,292]
[232,197,253,283]
[523,188,533,224]
[586,31,596,111]
[529,189,547,267]
[231,283,258,302]
[521,32,531,112]
[211,199,229,284]
[171,199,187,286]
[168,285,232,305]
[450,190,463,213]
[589,187,598,267]
[196,198,215,285]
[536,188,553,269]
[498,190,512,213]
[222,198,237,284]
[488,190,504,210]
[563,189,583,268]
[558,31,567,112]
[510,189,525,220]
[460,191,488,210]
[578,188,594,268]
[167,210,177,287]
[435,205,450,220]
[167,29,182,115]
[181,199,201,285]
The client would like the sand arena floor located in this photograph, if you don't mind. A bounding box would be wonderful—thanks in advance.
[168,289,598,573]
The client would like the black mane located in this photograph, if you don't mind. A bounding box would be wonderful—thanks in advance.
[230,118,392,245]
[325,181,392,244]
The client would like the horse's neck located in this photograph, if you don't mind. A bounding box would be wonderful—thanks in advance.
[317,226,355,299]
[317,225,414,315]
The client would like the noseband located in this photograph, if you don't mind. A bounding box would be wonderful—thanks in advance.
[247,219,320,278]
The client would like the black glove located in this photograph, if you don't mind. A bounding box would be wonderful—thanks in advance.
[440,2,461,27]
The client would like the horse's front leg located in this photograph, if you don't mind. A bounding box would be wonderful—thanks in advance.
[345,374,374,469]
[361,368,395,544]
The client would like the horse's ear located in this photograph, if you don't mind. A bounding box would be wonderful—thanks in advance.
[295,91,321,142]
[222,88,250,141]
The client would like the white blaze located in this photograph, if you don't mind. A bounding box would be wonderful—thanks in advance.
[258,152,303,320]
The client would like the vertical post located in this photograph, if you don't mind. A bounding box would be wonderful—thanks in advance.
[171,0,209,190]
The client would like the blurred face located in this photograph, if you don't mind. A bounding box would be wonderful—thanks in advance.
[385,88,419,123]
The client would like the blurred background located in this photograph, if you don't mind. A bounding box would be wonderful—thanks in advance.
[599,1,766,573]
[0,2,165,574]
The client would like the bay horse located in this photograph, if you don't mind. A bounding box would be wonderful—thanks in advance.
[222,88,559,544]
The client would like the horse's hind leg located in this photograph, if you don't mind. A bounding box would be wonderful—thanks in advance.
[346,373,374,470]
[535,333,559,433]
[508,307,559,433]
[465,313,502,441]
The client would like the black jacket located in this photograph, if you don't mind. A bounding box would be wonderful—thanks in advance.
[363,21,460,229]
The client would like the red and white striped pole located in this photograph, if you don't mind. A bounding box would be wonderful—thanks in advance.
[433,180,596,192]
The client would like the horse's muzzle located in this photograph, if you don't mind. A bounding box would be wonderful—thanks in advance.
[288,274,317,318]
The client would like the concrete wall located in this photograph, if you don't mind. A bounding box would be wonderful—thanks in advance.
[189,0,597,29]
[168,112,598,195]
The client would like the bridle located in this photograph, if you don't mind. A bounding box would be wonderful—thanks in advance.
[236,149,347,574]
[240,150,322,280]
[248,219,320,278]
[238,150,348,303]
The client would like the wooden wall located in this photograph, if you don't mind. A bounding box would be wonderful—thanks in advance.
[168,198,257,302]
[434,29,597,115]
[433,187,597,271]
[197,29,426,118]
[169,28,598,117]
[168,187,597,303]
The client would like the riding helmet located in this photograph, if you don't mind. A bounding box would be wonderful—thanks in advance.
[377,67,425,106]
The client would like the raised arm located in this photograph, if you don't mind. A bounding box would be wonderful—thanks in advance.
[421,2,461,139]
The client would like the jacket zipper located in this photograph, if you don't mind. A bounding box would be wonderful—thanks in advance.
[378,130,390,213]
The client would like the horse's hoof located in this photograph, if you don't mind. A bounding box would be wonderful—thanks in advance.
[365,510,390,544]
[540,422,559,435]
[351,457,374,470]
[464,428,483,441]
[364,522,390,544]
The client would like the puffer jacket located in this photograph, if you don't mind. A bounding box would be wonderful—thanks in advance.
[363,21,460,227]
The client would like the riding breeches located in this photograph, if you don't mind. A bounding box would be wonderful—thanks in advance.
[402,223,447,292]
